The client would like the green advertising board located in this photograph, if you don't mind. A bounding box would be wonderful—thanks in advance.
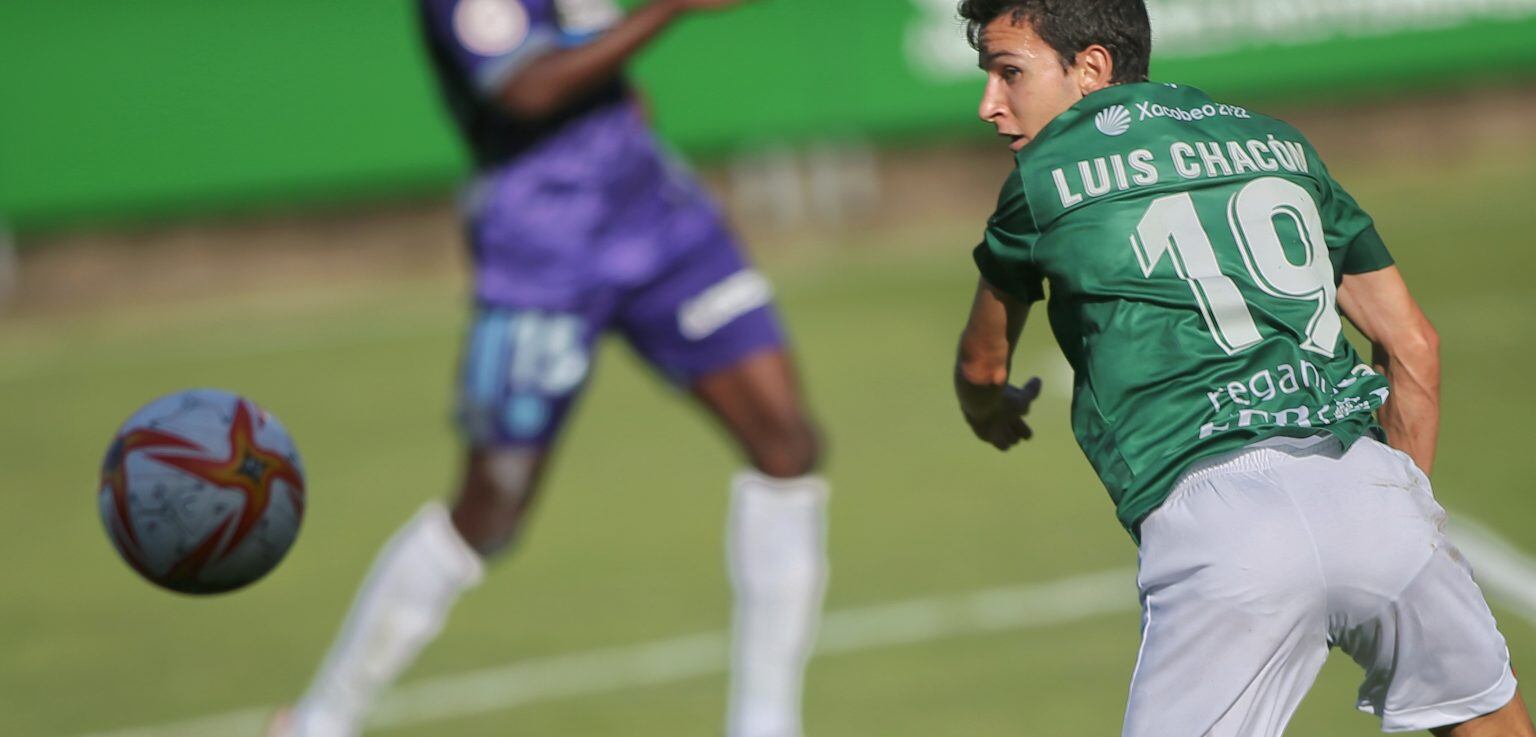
[2,0,1534,231]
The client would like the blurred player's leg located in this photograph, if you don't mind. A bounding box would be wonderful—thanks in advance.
[286,499,487,737]
[618,231,829,737]
[286,448,554,737]
[281,307,595,737]
[695,353,827,737]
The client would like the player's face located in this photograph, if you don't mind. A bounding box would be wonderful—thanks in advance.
[976,16,1086,152]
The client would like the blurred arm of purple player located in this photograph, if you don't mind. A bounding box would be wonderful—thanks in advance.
[429,0,757,121]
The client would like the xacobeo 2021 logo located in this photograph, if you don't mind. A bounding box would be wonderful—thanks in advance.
[1095,105,1132,136]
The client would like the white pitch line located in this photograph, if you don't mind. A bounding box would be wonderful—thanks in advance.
[65,569,1138,737]
[61,519,1536,737]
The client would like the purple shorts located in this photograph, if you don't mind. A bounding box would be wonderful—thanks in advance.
[454,233,786,448]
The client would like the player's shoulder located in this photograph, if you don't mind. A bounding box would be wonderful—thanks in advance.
[986,156,1036,235]
[420,0,551,45]
[423,0,621,53]
[421,0,548,15]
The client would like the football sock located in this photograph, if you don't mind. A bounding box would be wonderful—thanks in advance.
[726,470,829,737]
[291,502,484,737]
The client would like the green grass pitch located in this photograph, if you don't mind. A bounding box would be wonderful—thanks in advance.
[2,142,1534,736]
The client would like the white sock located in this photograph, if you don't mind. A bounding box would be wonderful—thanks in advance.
[291,503,484,737]
[726,470,829,737]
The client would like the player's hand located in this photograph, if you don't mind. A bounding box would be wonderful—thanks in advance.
[963,377,1042,451]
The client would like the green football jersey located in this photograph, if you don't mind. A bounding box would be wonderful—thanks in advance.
[974,82,1395,538]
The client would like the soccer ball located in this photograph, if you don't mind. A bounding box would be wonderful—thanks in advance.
[99,389,306,594]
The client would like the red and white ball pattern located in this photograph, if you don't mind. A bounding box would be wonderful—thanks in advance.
[99,389,305,594]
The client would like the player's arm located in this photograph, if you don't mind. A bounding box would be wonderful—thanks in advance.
[497,0,746,119]
[1338,266,1441,475]
[955,278,1042,451]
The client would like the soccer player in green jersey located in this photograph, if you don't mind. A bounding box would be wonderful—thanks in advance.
[950,1,1535,735]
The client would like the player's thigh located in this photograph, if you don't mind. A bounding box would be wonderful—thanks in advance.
[615,237,817,475]
[1127,469,1330,737]
[617,234,786,386]
[456,305,605,444]
[453,304,605,499]
[691,351,821,477]
[1337,544,1518,733]
[1326,442,1518,734]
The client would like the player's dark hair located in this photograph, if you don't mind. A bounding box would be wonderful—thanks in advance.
[958,0,1152,84]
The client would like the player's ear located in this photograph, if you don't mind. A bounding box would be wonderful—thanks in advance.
[1073,44,1115,94]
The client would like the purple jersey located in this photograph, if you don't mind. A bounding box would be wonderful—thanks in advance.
[418,0,724,307]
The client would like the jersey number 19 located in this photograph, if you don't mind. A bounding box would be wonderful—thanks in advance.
[1130,176,1341,357]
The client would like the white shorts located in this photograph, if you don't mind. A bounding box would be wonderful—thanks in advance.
[1125,435,1517,737]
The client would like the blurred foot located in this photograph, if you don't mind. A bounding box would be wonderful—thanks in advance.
[265,703,357,737]
[263,708,293,737]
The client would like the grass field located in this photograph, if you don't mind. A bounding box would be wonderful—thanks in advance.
[3,133,1536,737]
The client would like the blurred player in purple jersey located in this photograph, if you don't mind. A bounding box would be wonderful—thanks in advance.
[271,1,828,735]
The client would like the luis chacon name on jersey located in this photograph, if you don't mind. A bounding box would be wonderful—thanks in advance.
[1053,135,1312,208]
